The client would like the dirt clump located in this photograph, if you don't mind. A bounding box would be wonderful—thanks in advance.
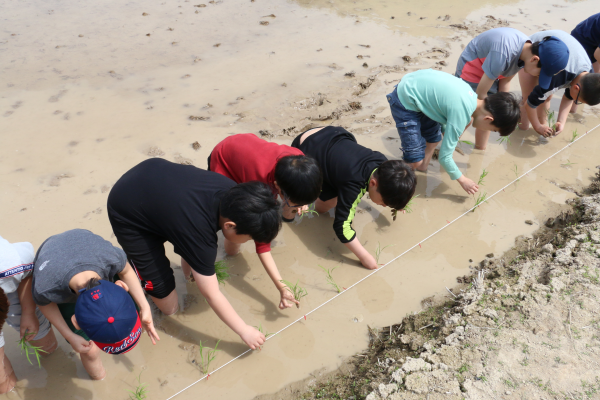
[259,168,600,399]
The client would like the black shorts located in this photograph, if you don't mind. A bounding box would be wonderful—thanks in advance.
[291,127,338,202]
[107,206,176,299]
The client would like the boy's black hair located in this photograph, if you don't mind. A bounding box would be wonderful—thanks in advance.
[220,181,282,243]
[485,92,521,136]
[85,278,101,291]
[530,38,550,69]
[274,155,323,206]
[0,288,8,332]
[374,160,417,210]
[580,73,600,106]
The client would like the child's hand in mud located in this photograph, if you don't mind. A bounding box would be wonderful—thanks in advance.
[139,307,160,345]
[553,121,564,136]
[360,253,378,270]
[69,335,94,354]
[457,176,479,195]
[535,124,554,137]
[279,286,299,309]
[296,205,309,215]
[240,325,266,350]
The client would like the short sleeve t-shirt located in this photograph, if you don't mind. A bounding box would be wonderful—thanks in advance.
[0,235,35,294]
[397,69,477,180]
[527,30,592,108]
[292,126,387,244]
[107,158,236,276]
[210,133,304,254]
[571,13,600,62]
[32,229,127,306]
[456,27,529,83]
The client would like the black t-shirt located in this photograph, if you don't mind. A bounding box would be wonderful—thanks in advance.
[107,158,235,276]
[292,126,387,243]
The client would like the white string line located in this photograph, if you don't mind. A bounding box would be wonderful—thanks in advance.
[166,122,600,400]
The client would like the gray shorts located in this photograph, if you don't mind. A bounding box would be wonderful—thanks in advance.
[0,290,51,348]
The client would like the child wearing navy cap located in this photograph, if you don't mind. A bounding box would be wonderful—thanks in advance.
[31,229,160,380]
[518,32,600,138]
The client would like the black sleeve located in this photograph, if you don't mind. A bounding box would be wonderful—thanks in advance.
[527,85,552,109]
[333,181,366,244]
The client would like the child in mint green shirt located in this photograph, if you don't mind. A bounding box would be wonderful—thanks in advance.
[387,69,520,194]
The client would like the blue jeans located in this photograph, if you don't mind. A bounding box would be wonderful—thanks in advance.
[387,87,442,163]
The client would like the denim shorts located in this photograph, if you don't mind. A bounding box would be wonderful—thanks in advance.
[387,86,442,163]
[0,290,52,348]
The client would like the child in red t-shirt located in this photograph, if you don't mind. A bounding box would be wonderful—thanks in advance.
[209,133,322,309]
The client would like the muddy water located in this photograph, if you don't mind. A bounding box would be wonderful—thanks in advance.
[1,0,599,399]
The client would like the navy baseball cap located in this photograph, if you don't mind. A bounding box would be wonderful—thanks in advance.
[538,36,569,90]
[75,280,142,355]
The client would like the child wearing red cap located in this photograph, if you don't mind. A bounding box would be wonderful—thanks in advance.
[31,229,160,380]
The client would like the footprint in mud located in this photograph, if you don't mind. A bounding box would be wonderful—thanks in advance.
[68,140,78,146]
[48,173,74,187]
[83,207,102,218]
[48,90,68,103]
[83,188,98,195]
[174,154,194,165]
[11,101,22,109]
[4,111,13,117]
[147,146,165,157]
[100,184,112,193]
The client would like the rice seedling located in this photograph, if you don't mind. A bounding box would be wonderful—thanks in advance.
[472,192,488,212]
[198,339,220,374]
[299,204,319,220]
[214,259,230,285]
[513,164,519,180]
[570,129,578,143]
[477,169,488,186]
[280,279,308,308]
[496,135,511,145]
[319,265,342,293]
[127,372,148,400]
[17,330,47,368]
[375,242,391,264]
[255,323,273,338]
[561,159,577,168]
[547,109,557,131]
[458,139,475,151]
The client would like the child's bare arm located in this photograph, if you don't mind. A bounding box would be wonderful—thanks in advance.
[16,276,39,340]
[193,270,265,349]
[345,238,377,270]
[38,303,93,353]
[257,251,299,309]
[555,93,574,134]
[497,74,515,92]
[117,263,160,344]
[476,75,496,100]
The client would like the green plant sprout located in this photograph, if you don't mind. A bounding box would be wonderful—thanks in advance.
[496,135,511,145]
[472,192,488,212]
[214,260,230,285]
[547,109,557,131]
[513,164,519,180]
[375,242,391,264]
[299,204,319,220]
[127,372,148,400]
[17,330,47,368]
[561,159,577,168]
[458,139,475,151]
[477,169,488,186]
[570,129,578,143]
[255,323,273,338]
[280,279,308,308]
[319,265,342,293]
[198,339,220,374]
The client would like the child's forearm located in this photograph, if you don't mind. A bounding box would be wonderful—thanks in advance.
[118,263,152,313]
[194,271,247,336]
[344,238,377,269]
[257,252,286,291]
[476,75,495,100]
[557,94,573,125]
[498,74,515,92]
[38,303,77,340]
[16,276,37,317]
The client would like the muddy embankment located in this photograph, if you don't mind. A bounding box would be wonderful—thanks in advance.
[257,171,600,399]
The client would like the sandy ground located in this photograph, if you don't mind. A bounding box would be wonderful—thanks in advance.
[1,0,600,399]
[266,171,600,400]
